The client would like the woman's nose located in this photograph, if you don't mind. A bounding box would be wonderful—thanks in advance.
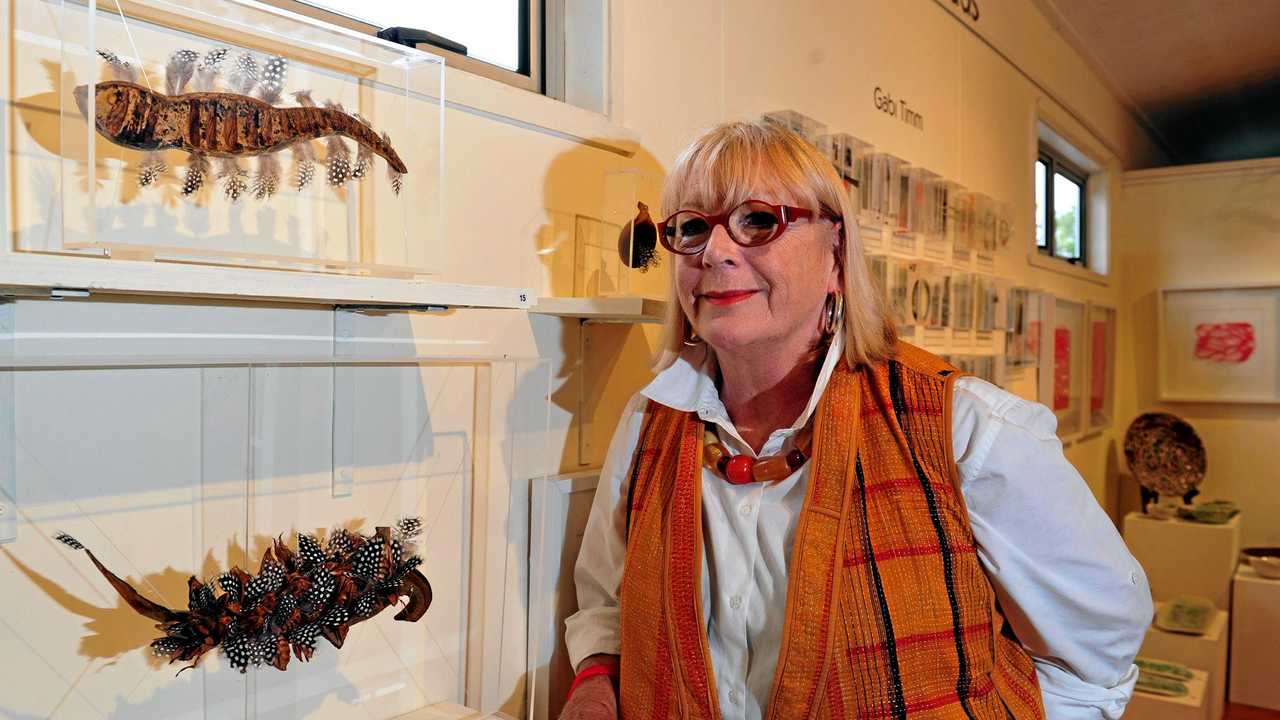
[699,224,739,268]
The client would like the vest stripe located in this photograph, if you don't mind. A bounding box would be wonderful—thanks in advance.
[856,455,908,720]
[855,679,997,719]
[849,621,991,657]
[888,360,977,720]
[846,543,977,567]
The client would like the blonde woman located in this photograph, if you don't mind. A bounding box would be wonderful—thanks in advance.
[561,121,1150,720]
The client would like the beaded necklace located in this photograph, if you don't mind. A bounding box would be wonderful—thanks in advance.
[702,423,814,484]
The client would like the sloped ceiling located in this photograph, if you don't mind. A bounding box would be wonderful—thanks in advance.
[1034,0,1280,166]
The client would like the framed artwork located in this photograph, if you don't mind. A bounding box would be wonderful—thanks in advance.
[1159,285,1280,403]
[1038,295,1087,439]
[1087,303,1117,431]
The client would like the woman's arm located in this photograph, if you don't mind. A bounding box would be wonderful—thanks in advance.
[952,377,1154,720]
[563,394,648,674]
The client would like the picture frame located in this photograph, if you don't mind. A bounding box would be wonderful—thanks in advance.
[1086,302,1117,431]
[1037,294,1087,439]
[1158,285,1280,403]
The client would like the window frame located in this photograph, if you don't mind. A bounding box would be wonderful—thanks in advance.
[1036,145,1089,266]
[264,0,543,94]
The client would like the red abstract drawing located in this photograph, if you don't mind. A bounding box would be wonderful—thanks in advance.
[1091,321,1107,412]
[1194,322,1255,363]
[1054,327,1071,411]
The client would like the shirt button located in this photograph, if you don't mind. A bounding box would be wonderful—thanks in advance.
[730,595,742,610]
[729,689,741,705]
[739,503,754,516]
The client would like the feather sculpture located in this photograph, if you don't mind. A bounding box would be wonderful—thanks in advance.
[54,518,432,673]
[73,49,406,201]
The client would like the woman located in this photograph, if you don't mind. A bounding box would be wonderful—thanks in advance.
[562,121,1151,719]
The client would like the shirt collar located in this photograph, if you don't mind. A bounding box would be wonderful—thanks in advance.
[640,330,845,448]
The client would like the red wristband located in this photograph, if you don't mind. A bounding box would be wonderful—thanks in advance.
[566,660,619,702]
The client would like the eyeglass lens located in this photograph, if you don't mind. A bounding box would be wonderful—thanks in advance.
[664,201,784,253]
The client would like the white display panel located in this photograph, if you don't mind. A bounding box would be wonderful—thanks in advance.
[0,301,550,719]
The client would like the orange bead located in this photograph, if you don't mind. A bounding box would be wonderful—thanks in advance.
[724,455,755,484]
[752,455,793,483]
[703,442,727,471]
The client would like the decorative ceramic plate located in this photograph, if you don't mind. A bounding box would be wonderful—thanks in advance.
[1124,412,1206,497]
[1154,596,1216,635]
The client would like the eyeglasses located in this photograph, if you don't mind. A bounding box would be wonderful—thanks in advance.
[658,199,825,255]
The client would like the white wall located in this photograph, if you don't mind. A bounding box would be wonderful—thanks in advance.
[1115,161,1280,549]
[0,0,1173,718]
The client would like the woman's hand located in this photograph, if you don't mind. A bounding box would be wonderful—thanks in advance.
[558,674,617,719]
[558,654,619,720]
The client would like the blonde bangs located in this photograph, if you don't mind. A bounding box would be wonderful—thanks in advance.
[655,120,897,373]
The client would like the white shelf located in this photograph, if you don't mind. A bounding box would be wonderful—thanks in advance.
[0,254,533,310]
[1126,668,1209,720]
[530,295,667,323]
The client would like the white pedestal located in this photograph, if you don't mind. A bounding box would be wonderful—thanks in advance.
[1122,512,1241,609]
[1142,604,1228,720]
[1125,668,1209,720]
[1230,564,1280,710]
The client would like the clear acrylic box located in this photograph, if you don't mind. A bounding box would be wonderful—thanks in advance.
[12,0,443,277]
[818,133,873,214]
[0,301,550,719]
[762,110,826,148]
[1039,296,1087,438]
[573,169,661,297]
[1005,287,1041,368]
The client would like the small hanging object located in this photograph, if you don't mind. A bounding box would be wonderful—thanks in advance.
[702,423,813,484]
[618,201,659,272]
[53,517,432,673]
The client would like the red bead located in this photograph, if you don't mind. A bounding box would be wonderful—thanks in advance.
[724,455,756,484]
[785,449,807,470]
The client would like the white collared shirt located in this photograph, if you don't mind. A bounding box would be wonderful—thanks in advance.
[565,333,1152,719]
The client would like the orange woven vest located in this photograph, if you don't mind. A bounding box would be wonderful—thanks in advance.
[618,342,1045,719]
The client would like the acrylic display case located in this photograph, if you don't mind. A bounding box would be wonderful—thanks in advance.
[869,254,912,328]
[11,0,443,277]
[1087,303,1117,431]
[0,301,550,719]
[819,133,873,227]
[572,169,661,298]
[864,152,906,233]
[951,272,975,333]
[762,110,826,148]
[1005,288,1041,368]
[1038,295,1087,438]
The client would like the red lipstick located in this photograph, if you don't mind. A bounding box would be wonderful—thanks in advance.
[700,290,758,306]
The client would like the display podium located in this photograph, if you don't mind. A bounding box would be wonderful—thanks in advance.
[1125,669,1209,720]
[1140,604,1229,720]
[1122,513,1241,609]
[1122,512,1241,720]
[1230,564,1280,710]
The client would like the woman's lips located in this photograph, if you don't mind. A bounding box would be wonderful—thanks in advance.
[700,290,758,306]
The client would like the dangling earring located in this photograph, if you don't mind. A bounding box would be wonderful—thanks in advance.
[683,322,702,346]
[823,292,844,336]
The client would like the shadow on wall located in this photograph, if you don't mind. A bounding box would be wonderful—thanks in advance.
[496,139,668,719]
[535,138,668,475]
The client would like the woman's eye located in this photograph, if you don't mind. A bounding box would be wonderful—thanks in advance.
[680,219,710,237]
[742,212,778,229]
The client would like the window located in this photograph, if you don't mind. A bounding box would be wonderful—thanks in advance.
[272,0,540,93]
[1035,145,1087,265]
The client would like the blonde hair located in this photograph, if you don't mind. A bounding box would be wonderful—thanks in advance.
[654,120,897,371]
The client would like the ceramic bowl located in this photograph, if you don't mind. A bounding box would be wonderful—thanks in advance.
[1124,412,1207,497]
[1242,547,1280,580]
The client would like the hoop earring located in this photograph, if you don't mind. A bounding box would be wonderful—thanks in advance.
[823,292,844,336]
[682,324,703,346]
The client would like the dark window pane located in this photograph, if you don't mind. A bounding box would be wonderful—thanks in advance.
[1035,160,1047,248]
[300,0,522,71]
[1053,172,1082,260]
